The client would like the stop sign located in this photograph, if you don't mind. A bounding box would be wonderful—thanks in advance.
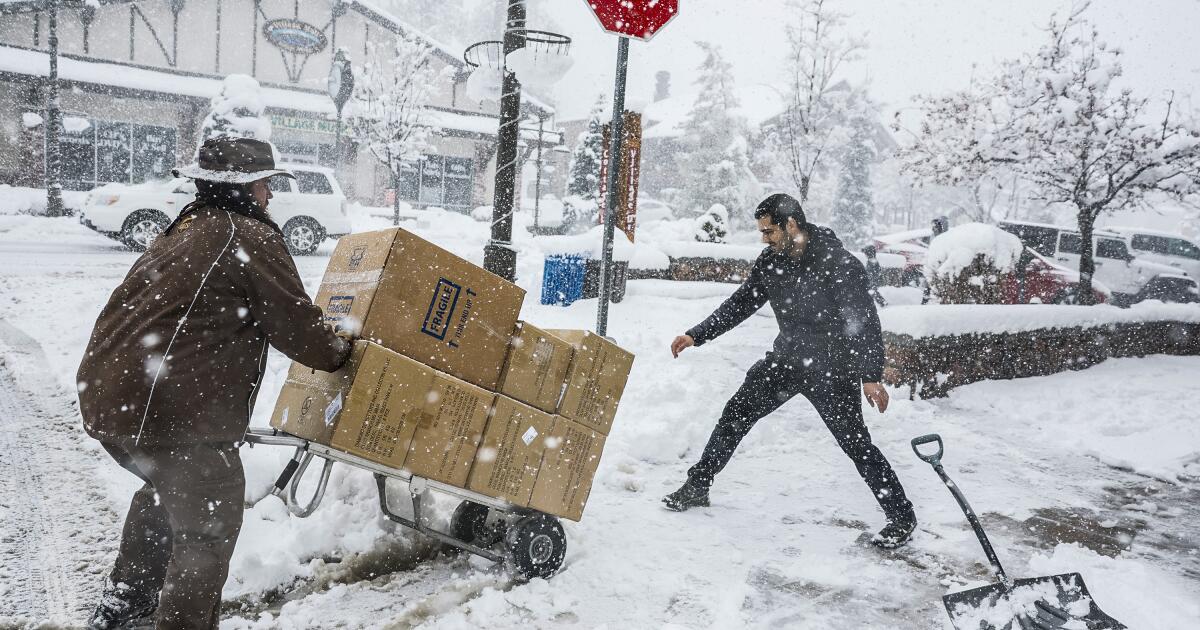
[586,0,679,41]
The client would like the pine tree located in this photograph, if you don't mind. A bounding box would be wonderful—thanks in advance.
[198,74,271,149]
[562,95,605,231]
[675,42,761,227]
[831,113,875,248]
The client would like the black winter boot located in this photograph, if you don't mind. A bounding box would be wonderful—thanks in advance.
[662,481,710,512]
[87,577,158,630]
[871,514,917,549]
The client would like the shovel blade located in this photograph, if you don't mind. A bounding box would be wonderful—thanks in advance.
[942,573,1127,630]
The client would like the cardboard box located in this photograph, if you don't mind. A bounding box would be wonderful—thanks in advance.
[315,228,525,390]
[546,330,635,435]
[270,341,493,483]
[466,395,555,506]
[529,417,606,522]
[498,322,574,413]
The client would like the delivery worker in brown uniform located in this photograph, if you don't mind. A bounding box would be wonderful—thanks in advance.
[77,137,351,629]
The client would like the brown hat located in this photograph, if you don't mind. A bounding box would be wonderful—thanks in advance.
[173,136,294,184]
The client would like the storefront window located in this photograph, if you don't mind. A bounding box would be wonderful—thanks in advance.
[392,154,474,211]
[54,117,176,189]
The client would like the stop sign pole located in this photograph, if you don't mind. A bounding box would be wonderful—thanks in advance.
[590,0,678,338]
[595,37,629,338]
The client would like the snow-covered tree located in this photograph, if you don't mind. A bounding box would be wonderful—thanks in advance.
[349,32,446,225]
[198,74,270,149]
[831,113,875,247]
[770,0,866,203]
[694,203,729,243]
[674,42,762,227]
[562,95,605,232]
[899,3,1200,303]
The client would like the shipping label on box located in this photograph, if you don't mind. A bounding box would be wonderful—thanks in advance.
[402,374,493,487]
[271,343,365,444]
[529,417,606,522]
[498,322,574,413]
[546,330,635,435]
[466,395,555,506]
[316,228,526,390]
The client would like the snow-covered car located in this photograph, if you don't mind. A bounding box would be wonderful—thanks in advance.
[635,197,676,223]
[998,220,1190,305]
[78,164,351,255]
[1102,226,1200,280]
[1000,249,1111,304]
[873,228,932,285]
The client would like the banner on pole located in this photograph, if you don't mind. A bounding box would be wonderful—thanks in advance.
[598,110,642,243]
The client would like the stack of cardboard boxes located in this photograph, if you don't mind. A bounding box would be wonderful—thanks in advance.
[270,228,634,521]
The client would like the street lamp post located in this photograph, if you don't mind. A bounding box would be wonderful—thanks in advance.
[45,1,63,217]
[326,49,354,178]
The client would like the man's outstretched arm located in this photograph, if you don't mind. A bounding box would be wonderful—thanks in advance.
[674,256,769,357]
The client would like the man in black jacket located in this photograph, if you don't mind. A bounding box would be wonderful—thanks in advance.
[664,193,917,548]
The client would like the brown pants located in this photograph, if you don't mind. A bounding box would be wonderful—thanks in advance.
[101,440,244,630]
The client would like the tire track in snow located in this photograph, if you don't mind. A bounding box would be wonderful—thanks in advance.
[0,319,121,624]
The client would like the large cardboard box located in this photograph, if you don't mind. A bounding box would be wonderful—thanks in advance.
[466,395,555,506]
[315,228,525,390]
[270,341,493,484]
[497,322,574,413]
[546,330,635,435]
[529,417,606,522]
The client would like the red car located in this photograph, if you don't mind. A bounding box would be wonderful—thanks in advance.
[1000,249,1111,304]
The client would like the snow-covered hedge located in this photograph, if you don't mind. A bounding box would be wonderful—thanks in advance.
[924,222,1024,304]
[882,302,1200,398]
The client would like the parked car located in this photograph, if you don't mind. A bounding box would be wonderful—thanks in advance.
[1001,249,1110,304]
[998,220,1191,305]
[1102,226,1200,280]
[78,164,351,255]
[873,228,932,285]
[635,197,676,223]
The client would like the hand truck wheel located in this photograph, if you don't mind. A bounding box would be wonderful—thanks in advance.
[505,513,566,580]
[443,500,502,555]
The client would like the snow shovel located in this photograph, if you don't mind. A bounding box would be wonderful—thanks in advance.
[910,434,1128,630]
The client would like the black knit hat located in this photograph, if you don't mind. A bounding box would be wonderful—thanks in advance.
[754,193,808,228]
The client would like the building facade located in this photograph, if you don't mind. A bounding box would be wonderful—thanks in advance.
[0,0,565,212]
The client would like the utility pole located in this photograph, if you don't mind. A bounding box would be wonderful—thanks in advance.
[45,1,63,217]
[532,113,545,232]
[483,0,526,282]
[594,37,629,337]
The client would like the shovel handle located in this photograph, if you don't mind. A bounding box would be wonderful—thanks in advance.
[911,434,944,465]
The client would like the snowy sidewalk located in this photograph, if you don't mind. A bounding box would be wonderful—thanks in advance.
[0,218,1196,629]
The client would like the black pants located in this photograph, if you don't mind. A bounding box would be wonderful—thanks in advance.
[687,355,915,522]
[101,439,245,630]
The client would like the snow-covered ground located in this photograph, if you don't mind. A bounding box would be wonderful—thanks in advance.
[0,215,1197,629]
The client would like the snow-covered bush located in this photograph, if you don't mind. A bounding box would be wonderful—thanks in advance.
[562,96,605,232]
[924,222,1023,304]
[198,74,271,147]
[694,204,729,243]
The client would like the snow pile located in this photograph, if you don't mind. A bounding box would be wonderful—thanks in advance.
[0,186,88,216]
[881,301,1200,338]
[198,74,271,144]
[925,222,1023,280]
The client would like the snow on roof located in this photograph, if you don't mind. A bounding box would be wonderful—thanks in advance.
[0,45,552,141]
[1103,225,1196,241]
[875,227,932,245]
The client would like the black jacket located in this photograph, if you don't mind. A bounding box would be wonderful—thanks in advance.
[686,226,885,382]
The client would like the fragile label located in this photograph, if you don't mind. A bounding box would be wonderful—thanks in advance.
[421,278,461,341]
[521,426,539,446]
[325,392,343,426]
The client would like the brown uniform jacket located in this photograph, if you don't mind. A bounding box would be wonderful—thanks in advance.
[77,205,350,445]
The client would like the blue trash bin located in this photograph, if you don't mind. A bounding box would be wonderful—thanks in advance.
[541,254,586,306]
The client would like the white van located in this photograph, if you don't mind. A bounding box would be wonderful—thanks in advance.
[1104,226,1200,280]
[999,220,1192,305]
[78,164,351,255]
